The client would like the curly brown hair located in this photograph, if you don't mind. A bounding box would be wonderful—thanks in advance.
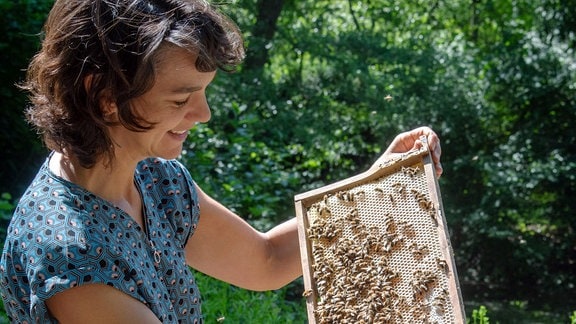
[23,0,245,168]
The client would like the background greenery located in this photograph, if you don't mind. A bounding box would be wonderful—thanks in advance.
[0,0,574,322]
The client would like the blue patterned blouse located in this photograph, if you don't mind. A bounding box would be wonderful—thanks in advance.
[0,156,203,323]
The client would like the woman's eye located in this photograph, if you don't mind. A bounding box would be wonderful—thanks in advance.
[174,99,189,108]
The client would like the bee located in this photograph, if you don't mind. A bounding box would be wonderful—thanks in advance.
[316,280,328,295]
[323,222,341,241]
[390,233,404,248]
[398,221,416,237]
[414,270,437,285]
[418,198,432,210]
[388,194,396,206]
[312,245,325,259]
[382,214,395,232]
[302,289,314,297]
[374,187,385,197]
[412,270,437,299]
[411,189,427,202]
[345,208,360,226]
[431,294,446,313]
[401,166,420,177]
[384,94,393,101]
[217,316,226,322]
[436,258,449,272]
[411,281,428,297]
[438,288,449,303]
[410,243,429,259]
[392,182,406,196]
[429,207,438,225]
[318,205,331,218]
[336,190,355,203]
[308,218,328,240]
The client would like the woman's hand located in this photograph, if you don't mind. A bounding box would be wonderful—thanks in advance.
[379,126,443,178]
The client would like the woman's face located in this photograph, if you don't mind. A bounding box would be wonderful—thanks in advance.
[108,46,216,162]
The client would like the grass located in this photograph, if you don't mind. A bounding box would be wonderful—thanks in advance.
[196,270,575,324]
[195,271,308,323]
[465,300,574,324]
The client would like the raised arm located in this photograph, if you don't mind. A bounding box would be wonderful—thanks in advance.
[185,126,442,291]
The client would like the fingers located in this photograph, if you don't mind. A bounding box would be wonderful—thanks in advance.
[391,126,443,178]
[380,126,443,178]
[432,140,442,178]
[418,127,443,178]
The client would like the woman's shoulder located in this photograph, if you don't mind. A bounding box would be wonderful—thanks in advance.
[5,160,140,261]
[136,157,197,200]
[5,184,135,261]
[137,157,188,177]
[136,158,200,243]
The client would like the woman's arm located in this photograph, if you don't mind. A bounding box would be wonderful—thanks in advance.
[46,284,162,323]
[185,186,301,291]
[185,126,442,291]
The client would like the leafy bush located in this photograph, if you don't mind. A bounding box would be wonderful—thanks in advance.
[0,0,51,197]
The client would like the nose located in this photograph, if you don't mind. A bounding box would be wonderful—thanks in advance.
[187,93,211,123]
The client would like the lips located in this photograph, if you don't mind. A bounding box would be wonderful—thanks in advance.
[168,129,189,142]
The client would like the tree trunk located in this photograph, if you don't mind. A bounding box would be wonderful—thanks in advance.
[244,0,285,70]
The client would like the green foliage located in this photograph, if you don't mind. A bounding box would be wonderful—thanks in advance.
[195,271,306,323]
[470,305,490,324]
[469,305,489,324]
[190,0,576,316]
[0,193,15,247]
[0,193,14,218]
[444,1,576,302]
[0,306,7,324]
[0,0,51,196]
[0,193,14,322]
[570,310,576,324]
[465,300,570,323]
[186,0,576,314]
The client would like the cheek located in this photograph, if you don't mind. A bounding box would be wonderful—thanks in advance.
[130,98,165,123]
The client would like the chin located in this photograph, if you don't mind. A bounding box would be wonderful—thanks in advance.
[150,143,184,161]
[163,149,184,160]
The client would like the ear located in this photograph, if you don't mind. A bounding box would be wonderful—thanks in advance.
[83,74,118,121]
[100,96,119,122]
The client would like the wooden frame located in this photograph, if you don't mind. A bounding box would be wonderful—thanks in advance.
[294,137,465,323]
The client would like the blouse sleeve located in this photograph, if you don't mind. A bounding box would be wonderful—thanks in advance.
[18,211,151,322]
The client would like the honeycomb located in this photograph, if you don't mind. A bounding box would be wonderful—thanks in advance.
[295,141,465,324]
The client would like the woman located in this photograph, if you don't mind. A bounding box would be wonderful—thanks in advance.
[0,0,442,322]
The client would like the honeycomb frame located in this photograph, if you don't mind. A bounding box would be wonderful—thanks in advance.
[294,137,465,323]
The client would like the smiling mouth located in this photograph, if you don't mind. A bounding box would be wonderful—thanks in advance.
[170,130,188,135]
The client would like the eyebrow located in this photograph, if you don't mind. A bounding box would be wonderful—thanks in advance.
[170,86,202,94]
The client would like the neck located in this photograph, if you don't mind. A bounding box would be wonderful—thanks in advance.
[50,152,143,222]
